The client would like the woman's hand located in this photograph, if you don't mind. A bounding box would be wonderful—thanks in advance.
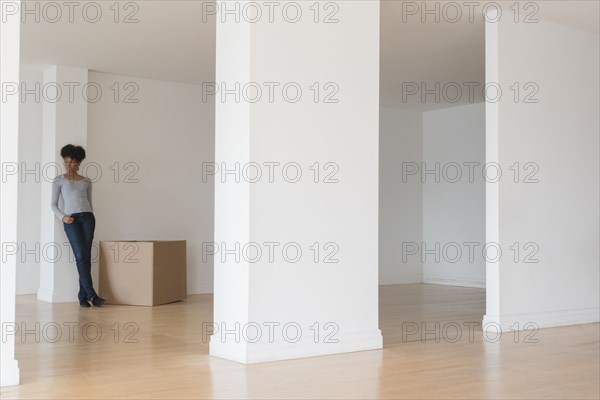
[63,215,74,224]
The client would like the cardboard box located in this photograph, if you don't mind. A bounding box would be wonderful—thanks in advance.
[99,240,187,306]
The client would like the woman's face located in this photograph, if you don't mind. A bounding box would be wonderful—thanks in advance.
[64,157,80,174]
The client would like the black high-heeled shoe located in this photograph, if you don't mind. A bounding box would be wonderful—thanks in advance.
[91,296,106,307]
[79,299,91,308]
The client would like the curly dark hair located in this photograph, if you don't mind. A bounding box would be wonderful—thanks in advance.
[60,144,86,163]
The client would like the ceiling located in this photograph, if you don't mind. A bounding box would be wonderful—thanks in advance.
[20,1,216,83]
[380,1,485,110]
[380,0,599,110]
[19,1,599,112]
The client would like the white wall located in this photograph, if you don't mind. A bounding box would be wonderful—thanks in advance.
[87,71,215,294]
[484,15,599,329]
[249,4,382,349]
[16,66,43,294]
[423,103,485,287]
[379,107,423,284]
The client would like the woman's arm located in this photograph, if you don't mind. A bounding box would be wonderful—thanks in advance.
[87,179,93,210]
[51,178,66,221]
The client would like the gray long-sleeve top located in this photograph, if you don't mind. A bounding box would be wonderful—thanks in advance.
[51,175,94,221]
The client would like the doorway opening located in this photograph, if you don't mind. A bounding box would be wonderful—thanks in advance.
[379,2,487,345]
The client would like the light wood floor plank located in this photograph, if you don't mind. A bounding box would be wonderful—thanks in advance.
[1,284,598,399]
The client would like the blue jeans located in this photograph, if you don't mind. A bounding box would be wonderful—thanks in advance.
[63,212,97,302]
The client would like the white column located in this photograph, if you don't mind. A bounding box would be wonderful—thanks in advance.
[38,66,89,303]
[484,10,600,330]
[210,0,382,363]
[1,0,22,387]
[483,12,500,328]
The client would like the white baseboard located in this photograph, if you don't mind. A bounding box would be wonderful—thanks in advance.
[423,274,486,288]
[483,307,600,331]
[210,329,383,364]
[187,283,214,295]
[0,359,20,387]
[379,273,422,285]
[37,288,77,303]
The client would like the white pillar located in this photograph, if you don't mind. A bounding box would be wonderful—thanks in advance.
[210,0,382,363]
[483,11,500,328]
[38,66,89,303]
[484,10,600,330]
[1,0,22,387]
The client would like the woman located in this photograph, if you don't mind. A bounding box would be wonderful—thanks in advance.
[51,144,105,308]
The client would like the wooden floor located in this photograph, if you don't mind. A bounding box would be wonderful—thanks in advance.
[2,284,599,399]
